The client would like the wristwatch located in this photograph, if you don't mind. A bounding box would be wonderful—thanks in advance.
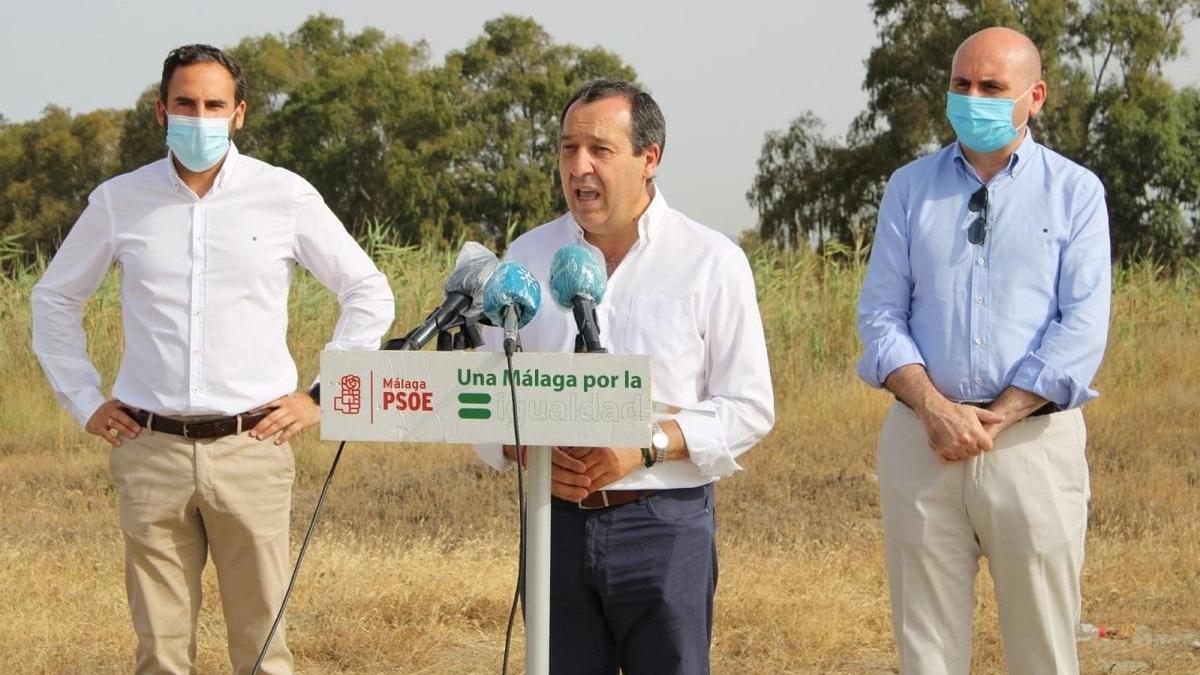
[652,423,669,465]
[642,423,669,468]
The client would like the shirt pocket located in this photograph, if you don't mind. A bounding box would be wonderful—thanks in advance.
[622,295,704,389]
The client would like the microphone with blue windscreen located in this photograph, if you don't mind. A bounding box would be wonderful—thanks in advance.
[549,244,608,354]
[483,260,543,356]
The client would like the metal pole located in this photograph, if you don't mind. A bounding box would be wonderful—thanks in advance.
[525,444,552,675]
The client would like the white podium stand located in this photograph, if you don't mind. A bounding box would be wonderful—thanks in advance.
[320,350,652,674]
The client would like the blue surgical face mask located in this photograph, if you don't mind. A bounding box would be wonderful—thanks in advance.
[945,83,1035,153]
[165,113,233,172]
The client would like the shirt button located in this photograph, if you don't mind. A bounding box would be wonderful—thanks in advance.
[192,387,200,393]
[975,297,984,304]
[974,376,983,384]
[974,337,984,345]
[976,257,985,265]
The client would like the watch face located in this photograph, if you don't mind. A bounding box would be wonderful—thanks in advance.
[652,428,668,451]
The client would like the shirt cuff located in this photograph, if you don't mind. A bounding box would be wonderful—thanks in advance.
[72,390,108,428]
[1010,353,1097,410]
[474,443,513,472]
[859,335,926,388]
[674,408,743,478]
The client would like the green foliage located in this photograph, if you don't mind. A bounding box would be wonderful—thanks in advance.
[0,106,125,254]
[749,0,1200,265]
[0,14,636,256]
[444,16,635,245]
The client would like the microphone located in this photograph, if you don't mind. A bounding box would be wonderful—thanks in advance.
[549,244,607,354]
[389,242,498,351]
[482,261,542,356]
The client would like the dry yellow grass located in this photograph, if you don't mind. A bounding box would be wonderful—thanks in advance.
[0,248,1196,673]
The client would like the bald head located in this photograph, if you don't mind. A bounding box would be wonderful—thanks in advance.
[953,27,1042,88]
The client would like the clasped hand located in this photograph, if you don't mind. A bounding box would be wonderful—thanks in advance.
[917,399,1006,463]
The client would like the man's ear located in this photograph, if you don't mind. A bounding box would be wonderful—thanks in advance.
[641,143,661,182]
[1028,80,1047,118]
[233,100,247,130]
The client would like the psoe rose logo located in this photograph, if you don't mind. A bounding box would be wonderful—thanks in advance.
[333,374,362,415]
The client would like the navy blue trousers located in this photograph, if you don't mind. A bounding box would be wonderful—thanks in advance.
[548,484,718,675]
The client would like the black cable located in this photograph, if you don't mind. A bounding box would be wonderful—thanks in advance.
[250,440,347,675]
[501,348,526,675]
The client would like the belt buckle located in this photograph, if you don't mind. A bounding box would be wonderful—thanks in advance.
[181,423,194,440]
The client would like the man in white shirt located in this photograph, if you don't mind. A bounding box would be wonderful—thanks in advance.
[476,80,774,674]
[31,45,394,674]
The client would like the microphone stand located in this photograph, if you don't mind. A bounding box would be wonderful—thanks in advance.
[523,307,606,675]
[384,314,483,352]
[572,298,606,354]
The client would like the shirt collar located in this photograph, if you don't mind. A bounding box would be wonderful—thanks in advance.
[951,130,1038,182]
[637,183,668,241]
[165,142,241,193]
[568,183,669,243]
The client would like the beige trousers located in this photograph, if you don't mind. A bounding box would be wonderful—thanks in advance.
[109,426,295,675]
[878,402,1090,675]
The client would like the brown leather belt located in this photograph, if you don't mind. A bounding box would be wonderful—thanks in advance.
[124,408,270,440]
[962,401,1060,417]
[577,489,659,510]
[898,398,1060,418]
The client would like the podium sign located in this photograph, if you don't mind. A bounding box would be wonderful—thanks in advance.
[319,351,652,447]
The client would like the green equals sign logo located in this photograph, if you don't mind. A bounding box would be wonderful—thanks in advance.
[458,392,492,420]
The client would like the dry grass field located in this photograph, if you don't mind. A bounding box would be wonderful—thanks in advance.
[0,245,1196,673]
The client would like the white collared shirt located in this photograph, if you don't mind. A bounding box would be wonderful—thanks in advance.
[476,188,775,489]
[32,145,395,425]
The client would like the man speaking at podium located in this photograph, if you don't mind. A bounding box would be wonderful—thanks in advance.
[476,80,774,674]
[31,45,394,674]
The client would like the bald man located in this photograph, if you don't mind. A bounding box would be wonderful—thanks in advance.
[856,27,1110,674]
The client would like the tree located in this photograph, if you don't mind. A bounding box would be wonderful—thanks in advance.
[445,15,635,245]
[241,17,462,243]
[747,114,886,250]
[0,106,124,253]
[1,14,641,256]
[750,0,1200,264]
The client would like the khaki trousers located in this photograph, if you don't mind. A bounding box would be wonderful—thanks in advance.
[109,426,295,675]
[878,402,1090,675]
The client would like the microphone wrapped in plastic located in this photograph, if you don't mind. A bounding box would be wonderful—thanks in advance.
[549,244,608,353]
[482,261,543,356]
[388,241,499,351]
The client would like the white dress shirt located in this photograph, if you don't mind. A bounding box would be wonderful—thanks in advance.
[476,188,775,490]
[32,144,395,426]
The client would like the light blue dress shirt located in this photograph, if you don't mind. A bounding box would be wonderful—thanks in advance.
[856,132,1111,409]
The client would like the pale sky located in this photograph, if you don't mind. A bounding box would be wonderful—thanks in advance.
[2,1,1198,236]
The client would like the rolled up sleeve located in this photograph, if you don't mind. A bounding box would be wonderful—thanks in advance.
[292,177,395,353]
[856,174,925,388]
[1011,174,1111,409]
[677,248,775,478]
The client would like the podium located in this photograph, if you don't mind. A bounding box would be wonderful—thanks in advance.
[320,350,652,674]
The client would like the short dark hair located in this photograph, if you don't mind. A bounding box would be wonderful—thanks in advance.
[559,80,666,159]
[159,44,245,104]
